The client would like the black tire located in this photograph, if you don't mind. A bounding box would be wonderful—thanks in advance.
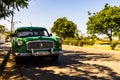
[50,54,59,62]
[11,46,15,56]
[15,57,22,64]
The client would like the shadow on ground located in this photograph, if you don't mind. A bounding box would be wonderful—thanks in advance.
[1,51,120,80]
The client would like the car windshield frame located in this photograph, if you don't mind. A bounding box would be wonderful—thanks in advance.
[15,29,49,37]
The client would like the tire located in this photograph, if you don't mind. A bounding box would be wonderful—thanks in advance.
[11,46,15,56]
[50,54,59,62]
[15,57,22,64]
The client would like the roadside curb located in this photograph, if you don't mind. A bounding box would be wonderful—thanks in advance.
[0,42,11,76]
[0,50,11,76]
[0,47,11,51]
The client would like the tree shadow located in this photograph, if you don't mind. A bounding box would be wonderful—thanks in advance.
[2,51,120,80]
[0,50,11,76]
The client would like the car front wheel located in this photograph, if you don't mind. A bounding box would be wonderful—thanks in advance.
[50,54,59,62]
[11,46,15,56]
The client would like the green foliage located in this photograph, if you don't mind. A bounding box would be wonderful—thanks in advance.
[0,25,6,33]
[87,3,120,42]
[63,36,96,47]
[82,36,95,46]
[51,17,78,39]
[63,39,70,45]
[95,40,110,45]
[0,0,29,19]
[110,41,119,50]
[78,40,84,47]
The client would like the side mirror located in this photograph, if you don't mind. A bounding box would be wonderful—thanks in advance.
[49,34,52,36]
[10,34,15,37]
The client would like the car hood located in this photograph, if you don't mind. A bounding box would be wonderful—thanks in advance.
[15,36,60,42]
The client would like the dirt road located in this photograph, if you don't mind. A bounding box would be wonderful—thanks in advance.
[63,45,120,75]
[1,45,120,80]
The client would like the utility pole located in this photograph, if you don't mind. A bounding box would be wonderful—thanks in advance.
[11,5,14,34]
[11,14,13,34]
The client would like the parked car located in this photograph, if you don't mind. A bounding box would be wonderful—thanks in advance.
[11,26,63,62]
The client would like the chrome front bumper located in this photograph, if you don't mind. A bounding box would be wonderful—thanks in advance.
[15,51,63,57]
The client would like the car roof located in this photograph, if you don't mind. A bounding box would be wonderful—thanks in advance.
[16,26,47,31]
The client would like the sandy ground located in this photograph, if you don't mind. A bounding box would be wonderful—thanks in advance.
[1,44,120,80]
[63,45,120,74]
[63,45,120,59]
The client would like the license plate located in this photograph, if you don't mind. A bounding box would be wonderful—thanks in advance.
[32,51,49,56]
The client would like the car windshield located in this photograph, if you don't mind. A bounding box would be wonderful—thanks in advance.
[16,30,49,37]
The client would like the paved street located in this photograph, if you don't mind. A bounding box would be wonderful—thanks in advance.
[0,42,11,50]
[0,42,11,67]
[0,44,120,80]
[0,42,11,78]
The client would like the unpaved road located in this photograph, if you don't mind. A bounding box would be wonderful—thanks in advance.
[1,45,120,80]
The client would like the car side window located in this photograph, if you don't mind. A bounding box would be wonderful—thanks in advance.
[39,31,45,36]
[38,30,48,36]
[43,30,48,36]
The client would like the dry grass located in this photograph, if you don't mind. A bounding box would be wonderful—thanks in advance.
[84,44,120,51]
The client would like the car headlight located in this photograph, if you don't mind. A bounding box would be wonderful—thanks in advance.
[58,38,63,44]
[17,40,23,46]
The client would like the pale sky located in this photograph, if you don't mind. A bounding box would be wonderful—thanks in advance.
[0,0,120,34]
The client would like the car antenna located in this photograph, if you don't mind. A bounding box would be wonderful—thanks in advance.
[30,22,32,27]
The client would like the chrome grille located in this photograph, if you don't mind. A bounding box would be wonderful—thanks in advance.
[26,40,54,50]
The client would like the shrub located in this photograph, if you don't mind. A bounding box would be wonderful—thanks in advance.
[87,40,95,45]
[78,40,84,46]
[63,38,95,46]
[110,41,119,50]
[63,40,69,45]
[83,39,95,46]
[71,40,78,46]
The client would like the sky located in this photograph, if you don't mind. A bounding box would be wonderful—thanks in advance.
[0,0,120,34]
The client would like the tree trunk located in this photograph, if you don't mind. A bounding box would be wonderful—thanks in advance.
[107,28,112,42]
[108,35,112,42]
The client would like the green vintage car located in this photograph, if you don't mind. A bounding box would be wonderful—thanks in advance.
[11,26,63,62]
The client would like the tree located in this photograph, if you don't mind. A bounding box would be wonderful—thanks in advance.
[0,0,29,19]
[87,3,120,42]
[51,17,78,39]
[0,25,7,33]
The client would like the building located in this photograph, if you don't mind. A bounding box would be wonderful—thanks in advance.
[0,33,5,44]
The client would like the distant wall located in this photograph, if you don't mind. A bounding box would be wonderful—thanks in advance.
[112,36,119,40]
[0,34,5,43]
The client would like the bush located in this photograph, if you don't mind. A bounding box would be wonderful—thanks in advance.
[110,41,119,50]
[78,40,84,46]
[82,39,95,46]
[71,40,78,46]
[63,40,69,45]
[87,40,95,45]
[63,38,95,46]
